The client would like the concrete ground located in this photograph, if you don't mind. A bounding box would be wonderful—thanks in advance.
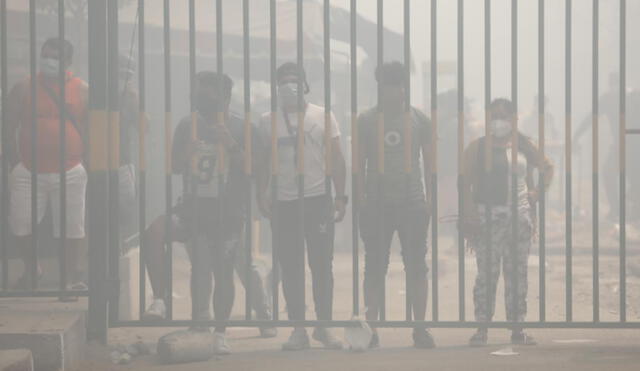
[72,222,640,371]
[4,215,640,370]
[76,328,640,371]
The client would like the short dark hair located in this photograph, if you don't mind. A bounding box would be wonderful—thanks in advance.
[375,61,406,86]
[41,38,74,62]
[489,98,516,117]
[195,71,234,99]
[276,62,305,83]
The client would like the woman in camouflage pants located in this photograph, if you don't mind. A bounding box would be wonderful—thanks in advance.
[461,98,554,347]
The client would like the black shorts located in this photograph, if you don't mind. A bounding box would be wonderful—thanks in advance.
[170,196,242,244]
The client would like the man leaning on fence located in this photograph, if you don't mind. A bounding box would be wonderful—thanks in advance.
[5,38,88,298]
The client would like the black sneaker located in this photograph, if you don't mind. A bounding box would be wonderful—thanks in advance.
[413,328,436,349]
[368,331,380,349]
[511,331,537,346]
[282,328,310,351]
[469,329,488,347]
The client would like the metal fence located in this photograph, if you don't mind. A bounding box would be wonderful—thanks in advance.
[1,0,639,345]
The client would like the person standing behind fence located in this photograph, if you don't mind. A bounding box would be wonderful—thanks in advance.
[5,38,87,297]
[460,98,553,347]
[144,71,251,355]
[356,61,435,349]
[257,62,347,351]
[139,70,277,340]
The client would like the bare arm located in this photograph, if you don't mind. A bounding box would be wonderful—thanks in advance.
[5,81,26,168]
[331,136,346,198]
[460,140,480,238]
[331,136,347,222]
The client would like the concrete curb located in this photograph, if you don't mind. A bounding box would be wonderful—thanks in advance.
[0,349,34,371]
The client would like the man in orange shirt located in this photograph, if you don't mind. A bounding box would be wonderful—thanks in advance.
[5,38,88,294]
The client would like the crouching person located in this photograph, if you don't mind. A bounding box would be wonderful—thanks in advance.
[460,98,553,347]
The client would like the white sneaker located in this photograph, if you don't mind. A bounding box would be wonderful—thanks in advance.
[142,298,166,320]
[212,332,231,355]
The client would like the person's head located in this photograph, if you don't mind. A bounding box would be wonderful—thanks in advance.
[487,98,516,143]
[40,38,73,78]
[276,62,309,111]
[193,71,233,119]
[376,61,406,113]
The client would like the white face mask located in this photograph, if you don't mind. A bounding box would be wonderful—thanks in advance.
[278,82,302,109]
[40,57,61,77]
[489,119,512,138]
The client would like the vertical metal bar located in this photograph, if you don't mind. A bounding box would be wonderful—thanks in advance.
[29,0,39,291]
[163,0,173,320]
[87,0,109,343]
[1,0,9,292]
[592,0,599,323]
[215,0,227,325]
[484,0,493,326]
[403,0,412,323]
[269,0,279,321]
[456,0,465,322]
[296,0,306,322]
[323,0,333,320]
[430,0,439,323]
[350,0,360,317]
[376,0,386,322]
[188,0,199,321]
[619,0,626,323]
[107,0,120,325]
[57,0,67,293]
[565,0,573,322]
[242,0,253,321]
[138,0,147,320]
[510,0,519,326]
[538,0,546,322]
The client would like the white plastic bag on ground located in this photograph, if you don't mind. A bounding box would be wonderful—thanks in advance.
[157,329,214,364]
[344,316,373,352]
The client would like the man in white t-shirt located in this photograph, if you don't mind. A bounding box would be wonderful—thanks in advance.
[257,63,347,351]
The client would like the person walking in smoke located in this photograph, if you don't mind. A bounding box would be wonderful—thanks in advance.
[357,61,435,349]
[257,62,347,351]
[460,98,554,347]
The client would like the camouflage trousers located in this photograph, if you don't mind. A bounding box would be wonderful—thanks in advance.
[471,211,533,323]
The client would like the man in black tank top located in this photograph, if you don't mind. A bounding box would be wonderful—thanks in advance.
[356,62,435,349]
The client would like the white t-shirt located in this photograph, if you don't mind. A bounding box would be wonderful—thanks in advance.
[260,103,341,201]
